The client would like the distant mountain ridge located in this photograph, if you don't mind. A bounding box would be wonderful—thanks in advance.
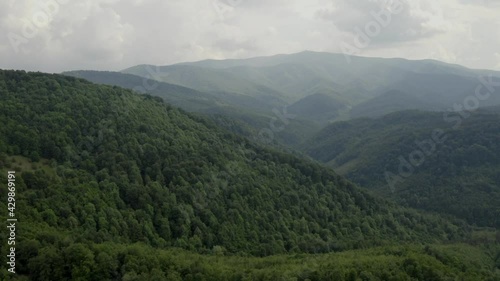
[122,51,500,121]
[62,70,221,112]
[66,52,500,149]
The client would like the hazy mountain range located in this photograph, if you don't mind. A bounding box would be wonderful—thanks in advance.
[65,51,500,147]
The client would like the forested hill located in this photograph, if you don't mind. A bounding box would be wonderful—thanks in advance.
[62,70,222,112]
[302,109,500,227]
[0,70,472,279]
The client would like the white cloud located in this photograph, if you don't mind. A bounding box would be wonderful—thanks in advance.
[0,0,498,72]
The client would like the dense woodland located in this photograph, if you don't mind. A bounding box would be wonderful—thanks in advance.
[0,70,499,280]
[303,110,500,228]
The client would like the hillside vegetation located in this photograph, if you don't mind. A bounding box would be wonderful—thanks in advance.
[0,70,490,279]
[63,70,322,147]
[302,110,500,227]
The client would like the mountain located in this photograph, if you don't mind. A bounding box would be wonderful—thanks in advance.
[350,90,439,119]
[289,92,348,125]
[67,52,500,151]
[62,70,221,112]
[1,69,488,280]
[62,70,321,147]
[122,64,289,110]
[301,109,500,227]
[123,51,500,119]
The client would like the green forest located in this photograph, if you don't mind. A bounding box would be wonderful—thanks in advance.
[0,70,499,280]
[302,110,500,228]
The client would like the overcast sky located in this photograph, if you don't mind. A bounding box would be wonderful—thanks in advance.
[1,0,499,73]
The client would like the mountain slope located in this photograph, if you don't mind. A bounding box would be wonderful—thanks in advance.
[61,70,321,147]
[96,52,500,149]
[8,70,500,280]
[123,51,500,113]
[288,93,347,124]
[302,109,500,227]
[0,69,471,257]
[62,70,222,112]
[122,64,289,109]
[350,90,439,118]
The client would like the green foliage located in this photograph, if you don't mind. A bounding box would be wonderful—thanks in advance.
[4,241,500,280]
[0,70,491,279]
[302,110,500,227]
[63,70,322,147]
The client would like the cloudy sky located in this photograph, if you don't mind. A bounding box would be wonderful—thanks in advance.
[1,0,499,73]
